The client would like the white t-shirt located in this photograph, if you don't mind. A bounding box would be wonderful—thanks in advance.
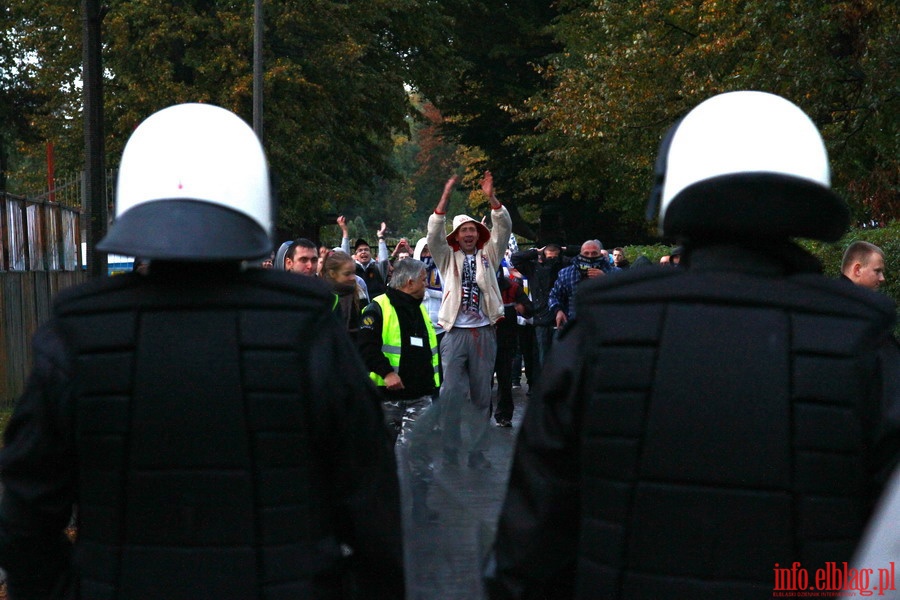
[454,253,490,328]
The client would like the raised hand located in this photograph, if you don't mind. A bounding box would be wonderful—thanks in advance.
[481,170,494,200]
[436,174,460,213]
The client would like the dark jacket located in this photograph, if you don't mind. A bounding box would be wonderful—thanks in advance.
[510,249,568,327]
[356,259,390,298]
[0,263,404,600]
[496,271,534,347]
[486,242,900,600]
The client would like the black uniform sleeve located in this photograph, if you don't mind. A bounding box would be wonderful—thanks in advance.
[510,249,538,279]
[357,302,393,379]
[483,326,583,600]
[873,336,900,490]
[306,312,404,599]
[0,323,77,599]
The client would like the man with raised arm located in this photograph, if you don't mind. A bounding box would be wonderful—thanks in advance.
[426,172,512,470]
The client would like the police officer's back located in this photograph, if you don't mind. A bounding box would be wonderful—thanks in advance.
[0,104,404,599]
[485,92,900,599]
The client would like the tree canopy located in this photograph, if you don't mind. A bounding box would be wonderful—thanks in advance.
[511,0,898,243]
[4,0,462,237]
[1,0,895,246]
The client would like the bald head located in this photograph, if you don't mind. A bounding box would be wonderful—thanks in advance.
[580,240,602,258]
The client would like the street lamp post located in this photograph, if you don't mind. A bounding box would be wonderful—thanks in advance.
[82,0,107,278]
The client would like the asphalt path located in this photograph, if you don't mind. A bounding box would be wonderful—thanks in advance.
[398,382,529,600]
[0,381,532,599]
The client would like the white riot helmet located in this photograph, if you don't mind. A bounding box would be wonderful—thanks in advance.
[648,91,848,242]
[97,103,272,260]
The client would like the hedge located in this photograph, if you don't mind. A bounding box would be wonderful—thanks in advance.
[622,221,899,336]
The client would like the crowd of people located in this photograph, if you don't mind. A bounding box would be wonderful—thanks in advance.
[263,205,705,436]
[267,219,891,446]
[0,91,896,600]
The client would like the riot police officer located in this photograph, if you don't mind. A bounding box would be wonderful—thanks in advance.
[0,104,404,599]
[485,91,900,599]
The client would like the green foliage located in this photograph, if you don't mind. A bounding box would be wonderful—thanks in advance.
[2,0,896,247]
[414,0,562,240]
[99,0,424,231]
[623,222,900,335]
[3,0,461,234]
[0,10,48,169]
[796,221,900,317]
[620,244,677,266]
[518,0,898,231]
[314,96,473,247]
[1,2,80,193]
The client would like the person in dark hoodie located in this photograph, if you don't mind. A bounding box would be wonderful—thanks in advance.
[493,266,533,427]
[510,243,570,382]
[485,91,899,599]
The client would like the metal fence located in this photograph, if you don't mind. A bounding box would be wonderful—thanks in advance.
[1,270,87,407]
[2,175,89,273]
[1,175,100,407]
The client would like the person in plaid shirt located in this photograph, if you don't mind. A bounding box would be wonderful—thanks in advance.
[548,239,618,327]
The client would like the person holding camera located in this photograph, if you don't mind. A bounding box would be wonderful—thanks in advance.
[548,239,617,328]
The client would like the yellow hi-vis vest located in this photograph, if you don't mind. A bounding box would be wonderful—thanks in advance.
[369,294,440,388]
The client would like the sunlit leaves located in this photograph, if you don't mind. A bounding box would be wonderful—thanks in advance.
[519,0,897,228]
[3,0,462,234]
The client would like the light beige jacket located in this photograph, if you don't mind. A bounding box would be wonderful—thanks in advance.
[426,206,512,331]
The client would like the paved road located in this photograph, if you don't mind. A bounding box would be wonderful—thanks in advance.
[398,383,530,600]
[0,383,531,599]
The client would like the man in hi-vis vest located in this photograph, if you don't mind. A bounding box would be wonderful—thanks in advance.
[358,258,441,524]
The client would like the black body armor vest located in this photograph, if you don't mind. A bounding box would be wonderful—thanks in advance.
[55,267,352,599]
[571,256,896,599]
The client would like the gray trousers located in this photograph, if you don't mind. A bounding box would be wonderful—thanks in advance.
[439,325,497,455]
